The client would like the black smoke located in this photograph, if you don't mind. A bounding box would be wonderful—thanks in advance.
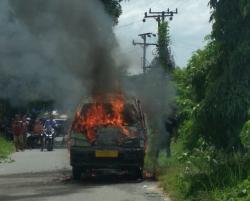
[0,0,124,110]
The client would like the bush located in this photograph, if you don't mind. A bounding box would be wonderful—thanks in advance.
[158,134,250,201]
[0,137,14,162]
[178,147,249,192]
[240,120,250,149]
[213,178,250,201]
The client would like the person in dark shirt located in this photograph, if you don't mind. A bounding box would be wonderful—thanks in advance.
[11,115,24,152]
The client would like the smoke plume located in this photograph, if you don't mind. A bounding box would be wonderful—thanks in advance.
[123,65,177,155]
[1,0,177,154]
[0,0,124,110]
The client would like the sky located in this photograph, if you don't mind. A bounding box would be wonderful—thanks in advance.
[114,0,212,73]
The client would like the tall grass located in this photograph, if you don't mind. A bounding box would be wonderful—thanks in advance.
[157,139,250,201]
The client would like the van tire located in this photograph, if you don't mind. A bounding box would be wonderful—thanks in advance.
[72,166,81,180]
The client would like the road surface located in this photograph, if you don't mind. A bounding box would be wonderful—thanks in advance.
[0,149,171,201]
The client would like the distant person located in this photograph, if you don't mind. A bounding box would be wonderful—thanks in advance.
[11,115,24,152]
[33,119,44,135]
[27,119,44,149]
[165,113,178,157]
[43,114,57,150]
[22,115,29,149]
[44,114,57,130]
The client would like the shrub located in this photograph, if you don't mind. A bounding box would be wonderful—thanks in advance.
[176,144,250,199]
[0,137,14,162]
[240,120,250,149]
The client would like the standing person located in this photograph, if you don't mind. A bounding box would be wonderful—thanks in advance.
[32,119,44,149]
[22,115,29,149]
[11,115,24,152]
[165,112,178,157]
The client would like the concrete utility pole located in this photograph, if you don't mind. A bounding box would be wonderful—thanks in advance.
[132,33,157,73]
[143,8,178,72]
[143,8,178,29]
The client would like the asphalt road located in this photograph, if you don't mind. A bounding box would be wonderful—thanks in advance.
[0,149,171,201]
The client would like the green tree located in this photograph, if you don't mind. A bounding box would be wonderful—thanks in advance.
[101,0,122,24]
[174,39,217,149]
[197,0,250,150]
[157,22,175,72]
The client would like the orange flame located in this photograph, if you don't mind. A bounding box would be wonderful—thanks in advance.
[72,95,132,143]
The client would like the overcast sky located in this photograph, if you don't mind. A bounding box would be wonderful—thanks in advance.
[114,0,212,73]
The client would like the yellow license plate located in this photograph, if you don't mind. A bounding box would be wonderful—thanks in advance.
[95,150,118,158]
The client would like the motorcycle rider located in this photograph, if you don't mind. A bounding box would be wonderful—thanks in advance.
[44,115,57,130]
[42,114,57,151]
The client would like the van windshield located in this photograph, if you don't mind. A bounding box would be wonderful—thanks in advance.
[80,103,139,126]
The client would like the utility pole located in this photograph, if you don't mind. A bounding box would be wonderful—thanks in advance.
[143,8,178,29]
[143,8,178,72]
[132,33,157,73]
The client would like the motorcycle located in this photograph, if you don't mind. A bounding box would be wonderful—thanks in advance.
[41,127,55,151]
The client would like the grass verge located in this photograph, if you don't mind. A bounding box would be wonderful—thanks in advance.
[0,136,15,162]
[156,139,250,201]
[157,141,187,201]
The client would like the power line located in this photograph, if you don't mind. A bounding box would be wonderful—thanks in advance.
[143,8,178,28]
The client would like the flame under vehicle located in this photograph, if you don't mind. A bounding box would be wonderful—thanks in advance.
[69,95,147,180]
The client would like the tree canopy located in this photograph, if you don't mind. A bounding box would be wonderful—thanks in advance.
[101,0,122,24]
[176,0,250,150]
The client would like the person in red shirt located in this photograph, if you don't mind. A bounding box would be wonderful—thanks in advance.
[11,115,24,152]
[33,119,44,135]
[26,118,44,149]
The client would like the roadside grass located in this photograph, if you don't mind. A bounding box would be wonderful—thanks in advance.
[156,140,215,201]
[156,139,250,201]
[144,121,250,201]
[159,160,185,201]
[157,140,187,201]
[0,136,15,162]
[212,178,250,201]
[144,136,188,201]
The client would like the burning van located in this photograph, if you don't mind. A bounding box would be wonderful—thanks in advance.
[69,95,147,180]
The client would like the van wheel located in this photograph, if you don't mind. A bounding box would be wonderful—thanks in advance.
[128,167,143,180]
[72,167,81,180]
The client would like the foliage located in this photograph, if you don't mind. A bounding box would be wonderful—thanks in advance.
[159,138,250,201]
[200,0,250,150]
[158,139,187,201]
[101,0,122,24]
[175,22,250,150]
[213,178,250,201]
[0,137,14,162]
[178,147,249,192]
[173,40,217,150]
[157,21,175,72]
[240,120,250,149]
[159,0,250,200]
[170,0,250,150]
